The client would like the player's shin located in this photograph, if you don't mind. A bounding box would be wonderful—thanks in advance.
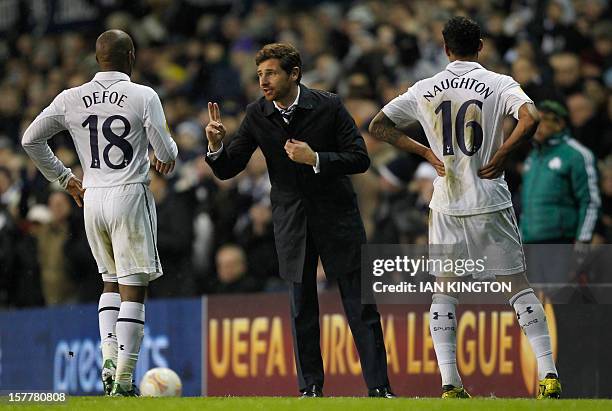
[509,288,558,379]
[98,292,120,366]
[430,293,462,388]
[115,301,145,389]
[98,291,120,394]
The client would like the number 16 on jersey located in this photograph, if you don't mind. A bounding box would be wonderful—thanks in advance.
[435,99,483,156]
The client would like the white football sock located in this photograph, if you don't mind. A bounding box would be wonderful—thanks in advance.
[510,288,558,380]
[115,301,145,388]
[430,293,462,388]
[98,292,120,367]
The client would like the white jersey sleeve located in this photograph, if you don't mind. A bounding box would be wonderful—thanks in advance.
[25,71,180,188]
[499,76,533,120]
[381,87,420,127]
[21,92,74,188]
[382,61,533,216]
[144,93,178,163]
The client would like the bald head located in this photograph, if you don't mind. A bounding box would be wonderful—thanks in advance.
[95,30,135,75]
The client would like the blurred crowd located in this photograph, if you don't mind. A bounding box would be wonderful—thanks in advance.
[0,0,610,307]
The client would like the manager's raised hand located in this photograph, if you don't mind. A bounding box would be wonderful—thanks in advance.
[205,102,226,151]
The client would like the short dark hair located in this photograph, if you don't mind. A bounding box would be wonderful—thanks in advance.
[255,43,302,83]
[442,16,481,57]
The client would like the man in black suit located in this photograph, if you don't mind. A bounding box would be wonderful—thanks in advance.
[204,43,393,398]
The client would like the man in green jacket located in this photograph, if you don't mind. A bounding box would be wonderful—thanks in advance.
[520,100,601,285]
[521,100,601,244]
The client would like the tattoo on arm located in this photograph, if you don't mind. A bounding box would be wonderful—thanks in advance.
[369,113,405,146]
[369,111,430,158]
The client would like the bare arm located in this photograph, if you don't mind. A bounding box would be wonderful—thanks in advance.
[369,110,445,176]
[478,102,540,179]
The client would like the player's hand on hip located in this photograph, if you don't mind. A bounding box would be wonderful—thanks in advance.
[478,152,507,179]
[205,102,226,151]
[66,176,85,208]
[284,139,317,166]
[424,149,445,176]
[154,155,175,175]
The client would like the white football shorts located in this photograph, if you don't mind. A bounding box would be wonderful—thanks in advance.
[84,183,163,286]
[429,207,526,279]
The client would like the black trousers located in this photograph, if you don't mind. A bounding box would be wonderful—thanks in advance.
[289,232,389,391]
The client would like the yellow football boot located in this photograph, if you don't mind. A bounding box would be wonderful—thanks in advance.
[537,374,562,399]
[441,385,471,398]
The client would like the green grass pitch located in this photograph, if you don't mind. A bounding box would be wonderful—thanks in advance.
[2,397,611,411]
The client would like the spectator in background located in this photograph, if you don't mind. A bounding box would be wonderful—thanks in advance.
[231,149,278,281]
[521,100,601,244]
[235,201,278,280]
[599,156,612,242]
[0,166,18,306]
[533,0,586,57]
[410,162,437,215]
[511,57,562,105]
[1,205,48,308]
[343,73,380,129]
[301,53,342,92]
[606,93,612,174]
[211,244,260,294]
[549,52,583,96]
[370,155,418,244]
[582,21,612,80]
[0,87,23,146]
[175,121,204,161]
[374,158,436,245]
[0,164,15,210]
[0,138,22,214]
[484,12,515,58]
[148,169,195,298]
[65,209,100,303]
[566,93,611,159]
[36,192,80,305]
[520,101,601,284]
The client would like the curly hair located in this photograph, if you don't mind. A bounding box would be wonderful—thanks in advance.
[442,16,481,57]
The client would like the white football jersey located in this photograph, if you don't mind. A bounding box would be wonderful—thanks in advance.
[22,71,178,188]
[382,60,532,216]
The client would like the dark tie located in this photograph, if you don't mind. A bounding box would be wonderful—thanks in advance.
[278,105,296,124]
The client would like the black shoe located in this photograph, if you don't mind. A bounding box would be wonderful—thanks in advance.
[368,386,396,398]
[300,385,323,398]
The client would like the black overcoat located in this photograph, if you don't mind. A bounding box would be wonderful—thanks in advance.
[205,85,370,282]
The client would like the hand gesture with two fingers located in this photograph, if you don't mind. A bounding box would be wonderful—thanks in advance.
[205,102,226,151]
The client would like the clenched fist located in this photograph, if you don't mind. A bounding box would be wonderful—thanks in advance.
[284,139,317,166]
